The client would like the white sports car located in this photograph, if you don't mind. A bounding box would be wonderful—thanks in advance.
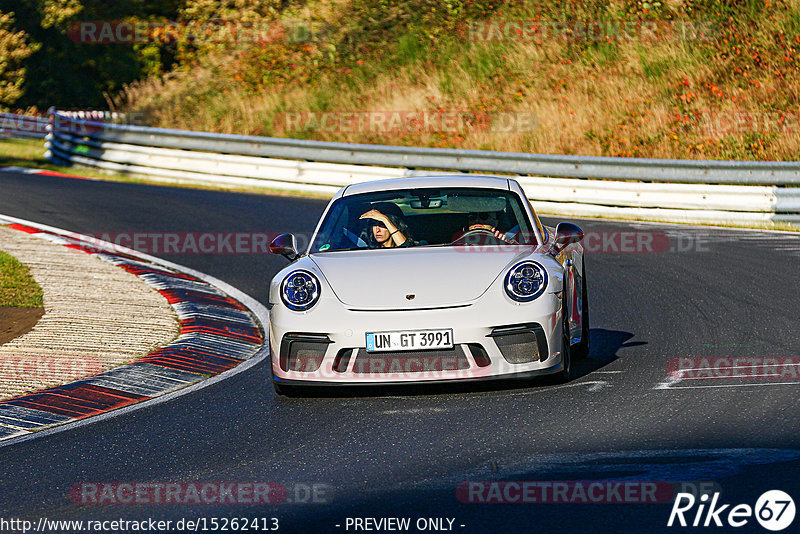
[268,175,588,395]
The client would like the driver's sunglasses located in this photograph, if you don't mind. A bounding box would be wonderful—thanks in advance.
[371,221,387,229]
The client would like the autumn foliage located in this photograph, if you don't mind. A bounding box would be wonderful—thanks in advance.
[5,1,800,160]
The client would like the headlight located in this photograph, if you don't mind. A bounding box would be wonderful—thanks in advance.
[281,270,321,311]
[504,261,548,302]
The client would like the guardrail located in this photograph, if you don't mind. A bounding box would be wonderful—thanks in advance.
[0,112,48,139]
[42,109,800,226]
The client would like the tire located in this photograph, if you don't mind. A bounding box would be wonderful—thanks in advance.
[573,260,590,360]
[553,290,573,383]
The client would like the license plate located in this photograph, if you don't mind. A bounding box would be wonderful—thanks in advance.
[365,329,454,352]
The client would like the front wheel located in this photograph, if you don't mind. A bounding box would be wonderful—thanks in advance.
[552,292,573,383]
[573,261,590,360]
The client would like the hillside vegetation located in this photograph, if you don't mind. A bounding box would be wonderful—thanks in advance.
[6,1,800,160]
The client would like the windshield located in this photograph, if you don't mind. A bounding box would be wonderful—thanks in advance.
[310,187,537,253]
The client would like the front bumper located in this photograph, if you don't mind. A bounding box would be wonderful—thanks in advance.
[269,290,565,385]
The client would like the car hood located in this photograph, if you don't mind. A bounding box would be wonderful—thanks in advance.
[309,247,531,309]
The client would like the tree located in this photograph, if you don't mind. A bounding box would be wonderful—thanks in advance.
[0,0,183,109]
[0,11,38,109]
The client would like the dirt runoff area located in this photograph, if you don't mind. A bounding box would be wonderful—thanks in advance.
[0,306,44,345]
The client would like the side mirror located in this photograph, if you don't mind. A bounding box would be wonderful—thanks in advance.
[270,233,299,261]
[551,222,584,255]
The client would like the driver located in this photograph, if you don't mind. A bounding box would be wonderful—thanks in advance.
[463,212,518,244]
[359,203,414,248]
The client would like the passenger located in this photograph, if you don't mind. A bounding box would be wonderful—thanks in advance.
[359,203,414,248]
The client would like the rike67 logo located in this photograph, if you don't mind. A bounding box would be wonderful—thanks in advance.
[668,490,795,531]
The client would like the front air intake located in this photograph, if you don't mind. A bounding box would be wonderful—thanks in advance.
[489,324,548,364]
[466,344,491,367]
[333,348,354,373]
[279,333,332,372]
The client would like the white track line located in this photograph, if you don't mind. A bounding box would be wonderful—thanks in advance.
[678,374,799,381]
[661,382,800,390]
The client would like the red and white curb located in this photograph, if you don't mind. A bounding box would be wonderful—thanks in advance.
[0,166,92,180]
[0,214,269,446]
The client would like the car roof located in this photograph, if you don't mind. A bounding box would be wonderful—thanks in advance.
[341,175,511,196]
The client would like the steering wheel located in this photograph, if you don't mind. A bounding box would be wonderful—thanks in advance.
[452,227,503,245]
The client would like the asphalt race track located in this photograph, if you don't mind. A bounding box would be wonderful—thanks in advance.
[1,170,799,533]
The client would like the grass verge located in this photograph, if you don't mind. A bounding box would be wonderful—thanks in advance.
[0,249,43,308]
[0,138,116,181]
